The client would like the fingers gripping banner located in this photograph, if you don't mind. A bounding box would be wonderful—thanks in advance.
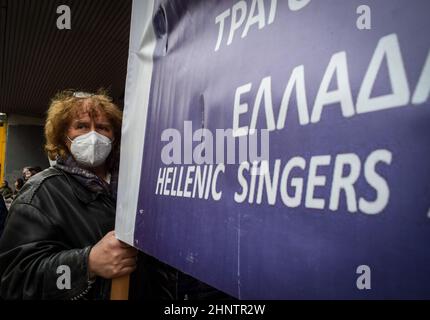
[116,0,430,299]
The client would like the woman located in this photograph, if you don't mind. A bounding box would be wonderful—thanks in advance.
[12,178,24,199]
[21,166,33,182]
[0,90,137,299]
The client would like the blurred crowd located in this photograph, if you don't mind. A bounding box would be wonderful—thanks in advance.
[0,166,43,210]
[0,165,45,237]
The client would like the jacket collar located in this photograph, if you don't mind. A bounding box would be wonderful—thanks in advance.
[62,172,100,204]
[54,155,112,204]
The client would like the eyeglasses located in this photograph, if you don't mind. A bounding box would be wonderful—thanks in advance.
[72,91,94,98]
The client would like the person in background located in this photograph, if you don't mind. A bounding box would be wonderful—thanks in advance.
[0,90,137,299]
[21,167,33,182]
[0,181,12,200]
[12,178,24,200]
[30,166,43,176]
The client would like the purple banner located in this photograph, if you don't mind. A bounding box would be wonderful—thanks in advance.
[132,0,430,299]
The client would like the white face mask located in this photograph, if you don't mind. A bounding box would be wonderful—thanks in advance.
[68,131,112,167]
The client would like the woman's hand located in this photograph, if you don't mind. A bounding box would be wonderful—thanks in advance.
[88,231,138,279]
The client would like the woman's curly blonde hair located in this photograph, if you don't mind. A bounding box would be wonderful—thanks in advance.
[45,89,122,166]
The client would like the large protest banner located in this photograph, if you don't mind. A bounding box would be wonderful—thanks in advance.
[115,0,430,299]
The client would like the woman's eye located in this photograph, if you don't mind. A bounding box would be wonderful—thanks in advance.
[98,125,110,131]
[76,123,90,130]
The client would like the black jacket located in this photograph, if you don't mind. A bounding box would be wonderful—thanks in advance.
[0,196,7,238]
[0,167,115,300]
